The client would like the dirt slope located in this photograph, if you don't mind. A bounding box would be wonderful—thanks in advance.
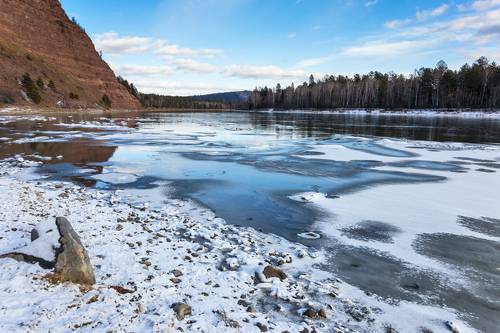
[0,0,141,109]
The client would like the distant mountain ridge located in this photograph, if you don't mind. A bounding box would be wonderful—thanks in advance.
[0,0,140,109]
[191,91,251,103]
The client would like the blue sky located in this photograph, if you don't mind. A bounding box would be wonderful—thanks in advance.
[60,0,500,95]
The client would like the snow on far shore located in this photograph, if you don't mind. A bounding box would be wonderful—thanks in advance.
[0,159,473,332]
[255,109,500,118]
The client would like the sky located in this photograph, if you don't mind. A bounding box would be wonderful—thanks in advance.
[60,0,500,96]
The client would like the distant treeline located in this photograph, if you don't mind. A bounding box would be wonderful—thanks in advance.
[139,94,230,109]
[249,57,500,110]
[117,76,230,109]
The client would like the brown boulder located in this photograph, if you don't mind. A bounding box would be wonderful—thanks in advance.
[263,265,287,281]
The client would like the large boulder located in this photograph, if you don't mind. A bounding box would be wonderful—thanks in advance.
[53,217,95,285]
[0,217,95,285]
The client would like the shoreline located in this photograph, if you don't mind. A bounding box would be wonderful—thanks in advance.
[3,106,500,118]
[0,156,472,332]
[244,109,500,118]
[0,106,233,115]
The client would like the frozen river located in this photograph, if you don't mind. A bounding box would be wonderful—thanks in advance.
[1,110,499,332]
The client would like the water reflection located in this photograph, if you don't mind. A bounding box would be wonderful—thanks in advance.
[247,112,500,143]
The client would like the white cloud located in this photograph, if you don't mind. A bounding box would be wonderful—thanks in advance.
[472,0,500,11]
[288,33,297,39]
[353,3,500,61]
[416,4,449,21]
[385,19,412,29]
[173,58,219,73]
[365,0,378,7]
[93,32,223,58]
[115,65,174,76]
[156,43,223,57]
[93,32,153,54]
[342,40,434,57]
[296,57,331,68]
[225,65,307,79]
[385,4,449,29]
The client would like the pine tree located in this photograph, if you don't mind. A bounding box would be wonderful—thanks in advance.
[21,73,41,104]
[48,80,56,92]
[36,77,44,89]
[99,94,112,109]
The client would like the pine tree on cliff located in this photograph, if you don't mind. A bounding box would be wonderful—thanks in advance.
[21,73,41,104]
[99,94,112,109]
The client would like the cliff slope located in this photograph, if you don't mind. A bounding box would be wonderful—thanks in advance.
[0,0,141,109]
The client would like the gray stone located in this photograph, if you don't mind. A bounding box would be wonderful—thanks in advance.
[53,217,95,285]
[30,227,40,241]
[0,217,95,285]
[171,302,192,320]
[256,322,268,332]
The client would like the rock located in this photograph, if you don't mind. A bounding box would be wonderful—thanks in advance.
[246,305,256,313]
[171,269,183,277]
[110,285,135,294]
[237,299,251,307]
[30,227,40,241]
[86,294,99,304]
[445,321,460,333]
[385,326,398,333]
[171,302,192,320]
[318,308,327,318]
[53,217,95,285]
[256,322,268,332]
[303,308,318,319]
[170,277,181,284]
[261,265,287,281]
[0,217,95,285]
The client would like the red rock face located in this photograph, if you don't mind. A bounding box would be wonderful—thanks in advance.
[0,0,141,109]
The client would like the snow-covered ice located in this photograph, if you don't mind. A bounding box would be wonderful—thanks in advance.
[0,158,474,332]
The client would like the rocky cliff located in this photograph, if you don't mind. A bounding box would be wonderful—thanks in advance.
[0,0,141,109]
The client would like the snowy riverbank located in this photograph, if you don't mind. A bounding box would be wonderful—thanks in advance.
[251,109,500,118]
[0,157,471,332]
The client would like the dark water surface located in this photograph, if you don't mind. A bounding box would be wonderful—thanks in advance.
[1,110,500,332]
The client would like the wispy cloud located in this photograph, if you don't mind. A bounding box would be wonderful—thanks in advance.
[472,0,500,11]
[342,40,435,57]
[115,65,174,76]
[385,4,449,29]
[296,57,331,68]
[416,4,449,21]
[93,32,223,58]
[351,4,500,61]
[173,58,219,73]
[156,44,223,57]
[365,0,378,7]
[225,65,306,79]
[385,18,412,29]
[94,32,154,54]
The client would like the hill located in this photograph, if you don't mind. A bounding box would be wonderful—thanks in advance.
[191,91,251,103]
[0,0,140,109]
